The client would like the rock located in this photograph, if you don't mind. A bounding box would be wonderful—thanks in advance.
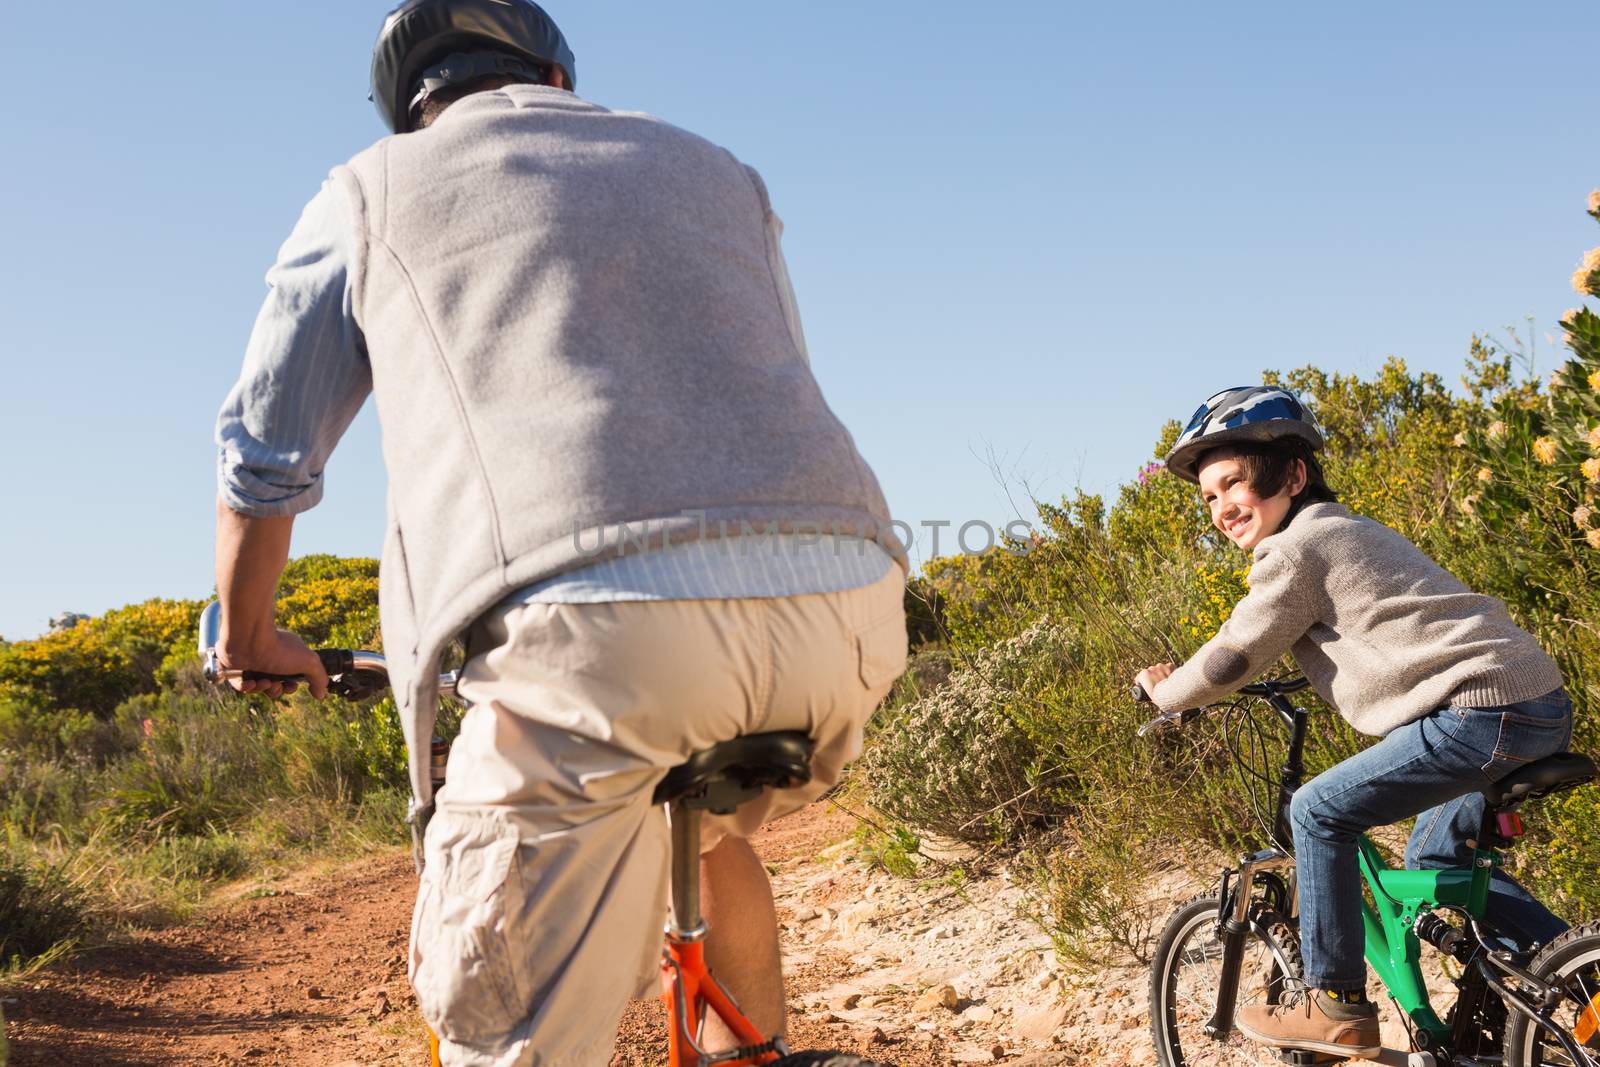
[306,987,324,999]
[829,992,863,1010]
[1012,1000,1068,1042]
[792,906,819,922]
[913,983,960,1012]
[862,1026,890,1045]
[952,1043,1006,1063]
[963,1004,997,1024]
[838,902,882,937]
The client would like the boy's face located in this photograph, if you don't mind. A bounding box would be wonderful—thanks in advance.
[1196,452,1302,551]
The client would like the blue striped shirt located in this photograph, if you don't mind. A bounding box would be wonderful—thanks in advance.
[216,182,893,603]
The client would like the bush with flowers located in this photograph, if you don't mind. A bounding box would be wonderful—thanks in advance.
[0,555,416,970]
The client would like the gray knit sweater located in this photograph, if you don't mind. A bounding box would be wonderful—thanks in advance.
[1151,502,1562,735]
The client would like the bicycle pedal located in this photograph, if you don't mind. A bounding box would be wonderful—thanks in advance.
[1279,1051,1345,1065]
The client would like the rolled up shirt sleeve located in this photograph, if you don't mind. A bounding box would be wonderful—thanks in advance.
[215,181,370,518]
[1151,541,1321,712]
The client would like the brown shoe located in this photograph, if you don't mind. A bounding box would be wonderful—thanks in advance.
[1235,990,1380,1059]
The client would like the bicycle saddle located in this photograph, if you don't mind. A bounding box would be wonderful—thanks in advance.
[652,731,816,812]
[1482,751,1597,809]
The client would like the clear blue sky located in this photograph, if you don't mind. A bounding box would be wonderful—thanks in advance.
[2,1,1596,639]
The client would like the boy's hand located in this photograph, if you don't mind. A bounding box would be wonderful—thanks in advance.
[1136,662,1176,698]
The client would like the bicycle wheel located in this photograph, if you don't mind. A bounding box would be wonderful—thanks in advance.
[1150,893,1306,1067]
[771,1054,892,1066]
[1504,919,1600,1067]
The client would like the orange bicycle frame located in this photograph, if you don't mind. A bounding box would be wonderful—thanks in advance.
[661,936,782,1067]
[659,799,785,1067]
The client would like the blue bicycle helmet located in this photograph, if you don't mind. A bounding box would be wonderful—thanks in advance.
[1164,386,1325,483]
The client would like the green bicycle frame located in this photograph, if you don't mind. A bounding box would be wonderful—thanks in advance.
[1209,680,1507,1049]
[1357,834,1498,1043]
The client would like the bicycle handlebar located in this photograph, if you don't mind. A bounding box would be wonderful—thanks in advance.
[196,601,459,699]
[1133,673,1310,737]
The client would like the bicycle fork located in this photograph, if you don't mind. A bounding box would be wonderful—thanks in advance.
[1206,848,1298,1040]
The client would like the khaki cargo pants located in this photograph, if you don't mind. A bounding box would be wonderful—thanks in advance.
[411,565,907,1066]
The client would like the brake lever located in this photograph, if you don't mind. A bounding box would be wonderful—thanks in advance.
[327,669,390,700]
[1137,708,1201,737]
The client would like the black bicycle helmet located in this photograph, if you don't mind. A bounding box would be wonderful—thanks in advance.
[371,0,577,134]
[1164,386,1325,483]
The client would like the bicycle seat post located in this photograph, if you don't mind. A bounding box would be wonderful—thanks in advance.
[668,801,707,942]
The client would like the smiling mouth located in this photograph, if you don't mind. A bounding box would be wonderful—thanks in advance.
[1225,515,1253,537]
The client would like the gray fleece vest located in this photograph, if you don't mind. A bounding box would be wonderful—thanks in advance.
[331,85,903,819]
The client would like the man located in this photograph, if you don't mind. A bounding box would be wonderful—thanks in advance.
[212,1,907,1062]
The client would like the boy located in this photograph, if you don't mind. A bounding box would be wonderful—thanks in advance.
[1138,386,1572,1058]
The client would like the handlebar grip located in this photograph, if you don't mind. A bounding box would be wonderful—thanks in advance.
[1131,683,1151,704]
[240,669,305,683]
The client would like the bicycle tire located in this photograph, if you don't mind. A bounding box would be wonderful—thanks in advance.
[1504,918,1600,1067]
[771,1054,892,1066]
[1149,893,1306,1067]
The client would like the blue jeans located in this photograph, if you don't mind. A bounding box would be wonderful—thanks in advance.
[1289,689,1573,990]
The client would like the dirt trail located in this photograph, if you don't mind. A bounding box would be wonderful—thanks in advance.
[3,804,1159,1065]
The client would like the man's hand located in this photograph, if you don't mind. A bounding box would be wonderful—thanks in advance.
[214,499,329,700]
[218,627,329,699]
[1135,661,1176,698]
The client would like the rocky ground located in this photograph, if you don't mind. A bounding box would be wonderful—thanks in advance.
[0,803,1446,1065]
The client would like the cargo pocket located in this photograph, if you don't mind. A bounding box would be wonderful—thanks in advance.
[410,814,527,1047]
[856,608,909,692]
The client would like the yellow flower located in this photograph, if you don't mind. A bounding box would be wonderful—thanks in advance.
[1588,426,1600,451]
[1563,308,1583,328]
[1575,505,1594,530]
[1590,369,1600,392]
[1584,457,1600,483]
[1487,420,1507,441]
[1588,528,1600,550]
[1590,189,1600,215]
[1533,437,1558,464]
[1453,431,1468,447]
[1477,467,1493,483]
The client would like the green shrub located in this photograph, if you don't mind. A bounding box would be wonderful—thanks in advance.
[0,752,96,840]
[148,831,252,883]
[866,620,1077,846]
[0,849,86,969]
[345,698,411,792]
[100,695,275,837]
